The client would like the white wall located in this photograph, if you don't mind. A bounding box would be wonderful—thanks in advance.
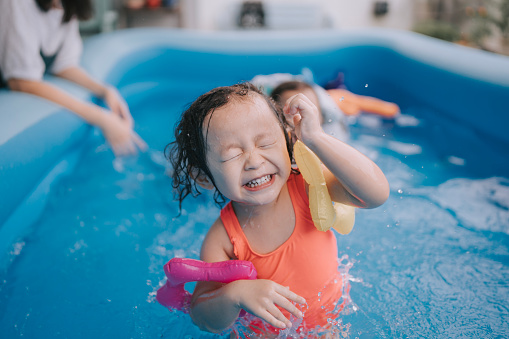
[180,0,420,31]
[330,0,418,30]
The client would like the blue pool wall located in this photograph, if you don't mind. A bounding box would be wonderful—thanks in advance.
[1,28,509,262]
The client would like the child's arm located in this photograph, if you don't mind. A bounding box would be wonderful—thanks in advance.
[327,88,400,118]
[284,94,390,208]
[189,218,305,333]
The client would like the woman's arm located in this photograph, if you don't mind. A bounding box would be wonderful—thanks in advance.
[284,94,390,208]
[7,78,145,156]
[56,67,134,128]
[190,219,305,333]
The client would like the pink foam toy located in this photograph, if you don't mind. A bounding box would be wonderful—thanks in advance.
[156,258,257,312]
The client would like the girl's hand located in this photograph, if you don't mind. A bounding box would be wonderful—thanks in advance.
[283,93,324,145]
[227,279,306,329]
[103,86,134,129]
[98,110,147,157]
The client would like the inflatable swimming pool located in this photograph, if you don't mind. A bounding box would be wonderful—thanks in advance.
[1,28,508,338]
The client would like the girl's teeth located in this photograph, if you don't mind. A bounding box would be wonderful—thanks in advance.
[247,175,271,188]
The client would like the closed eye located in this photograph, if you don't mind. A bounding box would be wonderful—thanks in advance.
[222,153,243,162]
[259,141,277,148]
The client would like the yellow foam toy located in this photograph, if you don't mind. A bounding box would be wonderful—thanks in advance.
[293,140,355,234]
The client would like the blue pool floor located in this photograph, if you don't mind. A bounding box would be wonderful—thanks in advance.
[0,85,508,338]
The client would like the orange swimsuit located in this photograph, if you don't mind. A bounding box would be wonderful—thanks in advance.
[220,173,343,334]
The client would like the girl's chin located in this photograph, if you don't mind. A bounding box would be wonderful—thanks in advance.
[238,189,282,207]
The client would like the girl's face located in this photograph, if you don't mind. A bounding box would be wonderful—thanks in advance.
[202,94,291,206]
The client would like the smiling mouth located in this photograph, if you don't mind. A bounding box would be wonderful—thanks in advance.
[244,174,274,190]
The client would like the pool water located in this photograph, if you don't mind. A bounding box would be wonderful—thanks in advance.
[1,82,508,338]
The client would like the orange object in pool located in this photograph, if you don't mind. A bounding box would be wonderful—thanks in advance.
[327,88,400,118]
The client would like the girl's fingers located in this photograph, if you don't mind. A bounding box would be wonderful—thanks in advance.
[293,114,302,128]
[277,285,306,304]
[274,293,304,319]
[265,304,292,329]
[285,94,317,118]
[292,92,315,107]
[259,310,287,329]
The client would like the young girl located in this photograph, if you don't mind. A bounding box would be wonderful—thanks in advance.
[167,83,389,336]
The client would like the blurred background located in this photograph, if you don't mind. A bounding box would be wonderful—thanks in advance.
[80,0,509,56]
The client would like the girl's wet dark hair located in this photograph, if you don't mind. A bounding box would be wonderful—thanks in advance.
[36,0,93,23]
[166,82,294,211]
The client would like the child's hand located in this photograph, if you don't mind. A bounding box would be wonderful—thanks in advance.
[283,93,323,145]
[227,279,306,329]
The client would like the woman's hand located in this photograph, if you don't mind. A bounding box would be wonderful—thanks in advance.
[283,93,324,146]
[98,110,147,157]
[226,279,306,329]
[103,86,134,129]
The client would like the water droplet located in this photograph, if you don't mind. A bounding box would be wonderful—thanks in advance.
[397,189,403,194]
[365,84,368,87]
[340,96,345,101]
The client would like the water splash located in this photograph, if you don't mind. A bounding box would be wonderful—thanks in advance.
[227,254,359,338]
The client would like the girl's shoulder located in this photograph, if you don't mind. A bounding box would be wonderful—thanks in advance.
[200,216,236,261]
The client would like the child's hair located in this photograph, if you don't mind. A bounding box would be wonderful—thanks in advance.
[270,80,314,106]
[166,82,294,210]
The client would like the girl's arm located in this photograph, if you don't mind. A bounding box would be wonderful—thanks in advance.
[7,78,145,156]
[284,94,390,208]
[190,219,305,333]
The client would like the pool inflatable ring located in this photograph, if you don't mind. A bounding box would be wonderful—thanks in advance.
[293,140,355,234]
[156,258,257,312]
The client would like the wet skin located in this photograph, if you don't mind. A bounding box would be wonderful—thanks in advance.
[203,94,292,209]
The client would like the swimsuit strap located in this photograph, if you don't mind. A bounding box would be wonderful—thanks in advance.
[220,202,246,260]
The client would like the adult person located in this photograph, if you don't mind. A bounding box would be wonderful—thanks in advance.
[0,0,146,156]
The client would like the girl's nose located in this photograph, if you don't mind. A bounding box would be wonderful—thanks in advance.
[244,149,265,170]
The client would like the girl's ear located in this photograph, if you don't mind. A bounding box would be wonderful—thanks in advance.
[190,167,214,190]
